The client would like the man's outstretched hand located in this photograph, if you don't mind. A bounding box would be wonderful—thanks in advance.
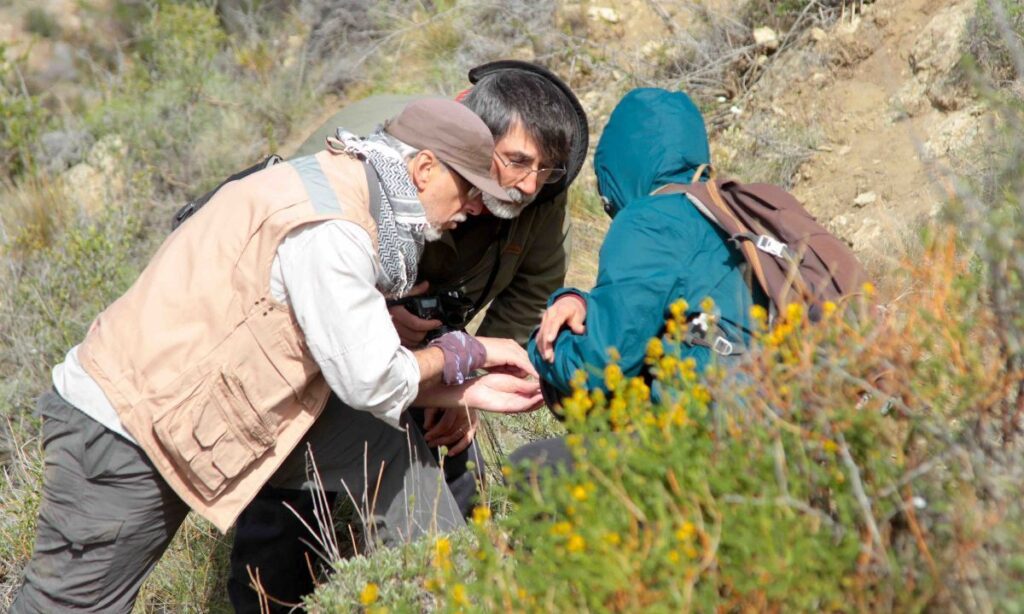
[462,373,543,413]
[477,337,539,379]
[414,372,543,414]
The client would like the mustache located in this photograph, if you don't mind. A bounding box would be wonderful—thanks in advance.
[502,187,527,204]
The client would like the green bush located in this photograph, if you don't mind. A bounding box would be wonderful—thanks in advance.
[307,225,1024,612]
[89,2,315,201]
[966,0,1024,87]
[0,2,318,609]
[23,8,61,39]
[420,234,1023,612]
[0,201,148,602]
[0,45,44,179]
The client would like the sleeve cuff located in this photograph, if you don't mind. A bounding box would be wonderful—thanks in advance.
[547,287,589,307]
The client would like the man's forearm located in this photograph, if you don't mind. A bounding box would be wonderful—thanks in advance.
[414,379,465,407]
[413,346,445,389]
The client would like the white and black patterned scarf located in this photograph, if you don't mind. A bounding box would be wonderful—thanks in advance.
[326,128,427,298]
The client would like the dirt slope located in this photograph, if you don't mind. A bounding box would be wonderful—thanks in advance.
[765,0,980,258]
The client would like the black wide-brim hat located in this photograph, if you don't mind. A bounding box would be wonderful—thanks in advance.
[468,60,590,204]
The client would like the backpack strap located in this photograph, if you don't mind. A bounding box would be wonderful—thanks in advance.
[659,180,817,311]
[171,154,282,230]
[691,164,714,184]
[701,180,775,308]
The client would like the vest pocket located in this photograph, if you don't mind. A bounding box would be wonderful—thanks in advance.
[153,372,275,501]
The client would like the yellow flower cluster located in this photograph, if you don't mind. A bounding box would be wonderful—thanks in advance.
[472,505,491,525]
[603,531,622,546]
[627,376,651,403]
[760,302,805,348]
[604,363,624,390]
[433,537,452,572]
[551,521,573,536]
[670,298,689,320]
[675,521,696,541]
[750,304,769,329]
[569,481,596,502]
[646,337,665,363]
[676,521,702,560]
[360,582,379,606]
[570,369,588,391]
[450,583,469,607]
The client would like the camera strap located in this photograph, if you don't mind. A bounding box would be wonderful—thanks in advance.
[471,219,509,312]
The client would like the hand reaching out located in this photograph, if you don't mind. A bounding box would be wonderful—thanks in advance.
[422,406,479,456]
[476,336,539,378]
[536,294,586,363]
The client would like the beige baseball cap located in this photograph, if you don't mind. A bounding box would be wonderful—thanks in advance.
[384,98,508,201]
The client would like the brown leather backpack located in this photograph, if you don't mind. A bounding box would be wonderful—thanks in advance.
[656,166,868,322]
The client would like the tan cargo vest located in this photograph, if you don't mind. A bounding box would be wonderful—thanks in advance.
[79,151,379,532]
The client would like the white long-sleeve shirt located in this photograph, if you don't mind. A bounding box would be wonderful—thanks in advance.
[53,220,419,444]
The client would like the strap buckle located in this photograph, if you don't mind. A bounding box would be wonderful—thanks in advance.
[712,336,734,356]
[689,312,712,334]
[755,234,789,258]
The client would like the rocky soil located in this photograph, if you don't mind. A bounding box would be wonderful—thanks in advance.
[2,0,993,273]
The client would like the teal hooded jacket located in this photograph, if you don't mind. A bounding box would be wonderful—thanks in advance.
[528,88,764,395]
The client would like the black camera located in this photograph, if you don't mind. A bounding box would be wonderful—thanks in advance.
[388,288,475,339]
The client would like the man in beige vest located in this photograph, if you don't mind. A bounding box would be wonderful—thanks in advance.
[230,62,587,613]
[12,98,544,614]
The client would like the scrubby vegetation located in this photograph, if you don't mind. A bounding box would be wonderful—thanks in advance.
[0,1,316,609]
[1,0,1022,612]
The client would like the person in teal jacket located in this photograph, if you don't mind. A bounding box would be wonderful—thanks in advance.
[528,87,765,400]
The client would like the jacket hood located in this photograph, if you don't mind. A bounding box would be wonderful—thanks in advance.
[594,88,710,218]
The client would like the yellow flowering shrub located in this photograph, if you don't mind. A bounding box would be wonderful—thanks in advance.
[443,233,1023,612]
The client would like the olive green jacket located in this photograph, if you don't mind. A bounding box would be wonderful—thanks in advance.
[293,94,571,346]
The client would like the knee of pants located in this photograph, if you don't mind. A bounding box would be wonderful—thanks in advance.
[16,500,166,614]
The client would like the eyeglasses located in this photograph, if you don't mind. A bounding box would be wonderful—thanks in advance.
[493,151,567,185]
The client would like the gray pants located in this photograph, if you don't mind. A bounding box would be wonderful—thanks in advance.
[13,390,464,613]
[11,390,190,613]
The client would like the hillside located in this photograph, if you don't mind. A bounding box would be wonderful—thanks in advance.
[1,0,1021,612]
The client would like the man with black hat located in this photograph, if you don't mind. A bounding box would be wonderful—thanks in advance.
[11,98,543,614]
[228,61,588,612]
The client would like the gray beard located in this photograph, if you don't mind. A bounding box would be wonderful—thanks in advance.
[423,224,443,242]
[483,187,535,219]
[423,212,467,242]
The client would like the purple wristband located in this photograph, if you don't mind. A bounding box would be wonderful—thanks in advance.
[428,331,487,385]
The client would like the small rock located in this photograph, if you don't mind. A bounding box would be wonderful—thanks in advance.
[753,26,779,52]
[36,129,93,174]
[854,191,877,207]
[61,134,128,217]
[641,41,665,59]
[850,217,882,250]
[811,72,828,85]
[836,16,862,37]
[586,6,620,24]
